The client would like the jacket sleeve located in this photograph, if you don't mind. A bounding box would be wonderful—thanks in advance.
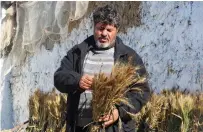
[116,53,151,122]
[54,47,82,94]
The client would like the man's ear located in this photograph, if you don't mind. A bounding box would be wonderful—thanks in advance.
[93,25,96,33]
[117,28,119,33]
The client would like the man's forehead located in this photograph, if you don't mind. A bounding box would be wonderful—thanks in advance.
[95,22,116,28]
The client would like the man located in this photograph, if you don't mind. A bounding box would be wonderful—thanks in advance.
[54,5,150,132]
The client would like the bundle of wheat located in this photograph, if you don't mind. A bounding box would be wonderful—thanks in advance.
[91,62,146,132]
[26,89,67,132]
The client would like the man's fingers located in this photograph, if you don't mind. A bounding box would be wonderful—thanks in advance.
[82,85,90,89]
[81,79,91,86]
[100,109,119,128]
[80,81,91,89]
[104,119,113,127]
[99,115,110,122]
[85,75,94,82]
[104,116,111,122]
[81,74,93,85]
[79,74,94,89]
[79,81,90,89]
[83,77,93,85]
[103,115,116,127]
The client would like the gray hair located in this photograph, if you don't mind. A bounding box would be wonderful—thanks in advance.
[93,5,120,28]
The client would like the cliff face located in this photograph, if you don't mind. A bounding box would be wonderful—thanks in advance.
[1,1,203,130]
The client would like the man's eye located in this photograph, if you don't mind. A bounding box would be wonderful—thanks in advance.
[107,29,112,32]
[99,27,105,30]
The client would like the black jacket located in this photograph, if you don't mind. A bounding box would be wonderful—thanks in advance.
[54,35,150,132]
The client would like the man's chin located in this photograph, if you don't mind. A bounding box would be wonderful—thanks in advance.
[100,44,110,48]
[96,41,111,48]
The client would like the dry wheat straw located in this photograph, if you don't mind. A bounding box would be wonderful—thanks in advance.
[91,62,146,132]
[26,89,67,132]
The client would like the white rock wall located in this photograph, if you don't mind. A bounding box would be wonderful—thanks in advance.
[1,1,203,129]
[119,1,203,91]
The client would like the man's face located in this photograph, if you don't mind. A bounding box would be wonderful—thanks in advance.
[94,22,118,48]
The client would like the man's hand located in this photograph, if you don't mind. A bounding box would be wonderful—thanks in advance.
[99,108,119,128]
[79,74,94,90]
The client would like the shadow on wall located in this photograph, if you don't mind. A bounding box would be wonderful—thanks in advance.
[1,72,14,130]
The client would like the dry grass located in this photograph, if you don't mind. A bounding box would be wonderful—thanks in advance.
[135,89,203,132]
[26,89,67,132]
[91,62,146,132]
[2,88,203,132]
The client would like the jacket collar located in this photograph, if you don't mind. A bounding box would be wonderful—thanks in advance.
[114,36,129,58]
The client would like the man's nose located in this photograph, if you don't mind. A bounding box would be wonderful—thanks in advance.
[101,30,107,37]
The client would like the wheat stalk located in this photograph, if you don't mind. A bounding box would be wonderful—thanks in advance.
[27,88,67,132]
[91,62,146,131]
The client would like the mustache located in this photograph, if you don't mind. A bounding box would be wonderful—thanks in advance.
[99,36,108,39]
